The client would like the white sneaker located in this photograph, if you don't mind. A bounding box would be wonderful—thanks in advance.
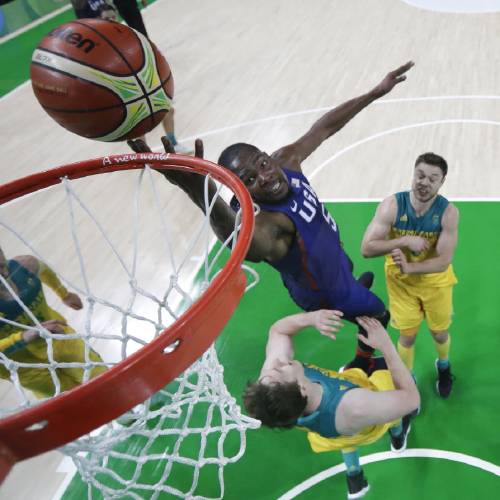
[173,142,194,155]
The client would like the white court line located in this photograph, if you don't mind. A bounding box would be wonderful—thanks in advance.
[0,5,71,45]
[176,95,500,147]
[400,0,500,14]
[53,457,76,500]
[318,197,500,203]
[308,118,500,181]
[278,448,500,500]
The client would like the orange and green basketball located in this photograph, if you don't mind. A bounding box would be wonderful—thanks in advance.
[30,19,173,142]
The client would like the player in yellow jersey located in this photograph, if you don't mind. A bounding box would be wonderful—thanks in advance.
[0,246,106,399]
[361,153,458,399]
[243,311,419,499]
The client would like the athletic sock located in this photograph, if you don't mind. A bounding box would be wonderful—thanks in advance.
[397,341,415,370]
[435,336,450,369]
[389,420,403,437]
[342,448,361,476]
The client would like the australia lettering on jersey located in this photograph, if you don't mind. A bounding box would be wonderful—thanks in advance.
[392,227,439,241]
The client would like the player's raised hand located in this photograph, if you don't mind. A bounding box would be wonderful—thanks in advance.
[127,137,152,153]
[63,292,83,310]
[355,316,392,352]
[24,319,67,341]
[372,61,414,98]
[160,136,176,154]
[195,138,204,159]
[311,309,344,340]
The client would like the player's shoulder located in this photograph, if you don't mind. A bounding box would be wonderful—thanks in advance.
[376,194,398,218]
[12,255,39,274]
[271,145,302,172]
[443,201,459,224]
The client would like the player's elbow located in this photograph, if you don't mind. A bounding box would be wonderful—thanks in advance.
[433,257,451,273]
[404,386,421,415]
[360,241,376,258]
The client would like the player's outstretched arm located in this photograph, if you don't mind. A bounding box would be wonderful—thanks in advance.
[128,137,289,263]
[273,61,414,171]
[260,310,344,378]
[335,317,419,435]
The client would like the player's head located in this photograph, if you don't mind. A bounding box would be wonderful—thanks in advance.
[218,143,289,203]
[412,152,448,203]
[243,380,307,429]
[243,360,308,428]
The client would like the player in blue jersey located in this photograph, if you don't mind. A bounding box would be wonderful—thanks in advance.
[361,153,458,398]
[128,60,414,371]
[243,310,419,499]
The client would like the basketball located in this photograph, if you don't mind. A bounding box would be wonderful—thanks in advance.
[30,19,173,142]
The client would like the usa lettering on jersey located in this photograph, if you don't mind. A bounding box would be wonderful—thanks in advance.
[290,178,337,231]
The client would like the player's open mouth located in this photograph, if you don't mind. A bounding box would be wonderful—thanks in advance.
[271,181,281,194]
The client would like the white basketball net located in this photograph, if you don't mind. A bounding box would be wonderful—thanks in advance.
[0,164,260,499]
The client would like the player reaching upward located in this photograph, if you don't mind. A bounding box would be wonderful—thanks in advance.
[243,311,419,499]
[129,61,415,370]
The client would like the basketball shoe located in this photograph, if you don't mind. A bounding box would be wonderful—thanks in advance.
[390,415,411,452]
[357,271,374,290]
[346,470,370,499]
[435,360,454,398]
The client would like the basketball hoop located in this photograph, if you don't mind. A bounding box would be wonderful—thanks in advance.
[0,152,258,497]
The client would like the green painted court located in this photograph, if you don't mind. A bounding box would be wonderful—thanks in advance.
[62,201,500,499]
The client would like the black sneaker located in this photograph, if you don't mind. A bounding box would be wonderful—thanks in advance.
[346,470,370,499]
[435,360,454,398]
[357,271,374,290]
[390,415,411,452]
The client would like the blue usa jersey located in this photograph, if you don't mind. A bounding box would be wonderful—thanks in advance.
[232,168,384,317]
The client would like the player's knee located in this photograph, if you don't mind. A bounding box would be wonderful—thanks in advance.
[430,330,449,343]
[398,331,417,347]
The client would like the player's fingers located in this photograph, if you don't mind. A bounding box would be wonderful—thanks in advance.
[128,138,150,153]
[394,60,415,75]
[321,331,336,340]
[356,316,369,326]
[161,136,176,154]
[320,322,342,332]
[195,139,204,158]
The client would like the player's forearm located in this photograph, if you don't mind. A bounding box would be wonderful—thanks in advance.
[380,342,419,404]
[160,170,238,242]
[361,237,408,258]
[405,256,450,274]
[311,91,377,140]
[38,262,68,299]
[269,312,316,338]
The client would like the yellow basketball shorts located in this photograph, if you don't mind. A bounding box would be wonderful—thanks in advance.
[0,308,106,398]
[386,273,454,333]
[305,368,399,453]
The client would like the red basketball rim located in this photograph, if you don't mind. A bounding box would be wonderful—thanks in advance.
[0,153,254,478]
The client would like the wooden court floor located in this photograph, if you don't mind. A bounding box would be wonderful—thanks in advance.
[1,0,499,498]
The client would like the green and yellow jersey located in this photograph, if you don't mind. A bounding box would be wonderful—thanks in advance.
[385,191,457,287]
